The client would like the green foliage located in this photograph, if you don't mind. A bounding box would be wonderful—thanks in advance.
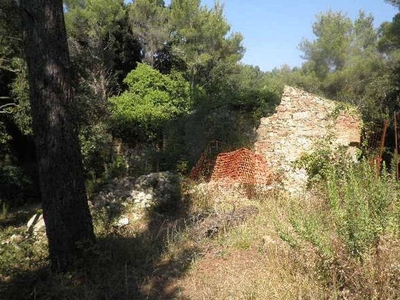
[0,58,34,205]
[109,63,191,143]
[0,0,22,74]
[65,0,141,96]
[294,139,358,187]
[65,0,126,39]
[207,63,281,120]
[268,65,321,95]
[378,15,400,53]
[292,9,399,122]
[129,0,169,66]
[169,0,244,89]
[9,59,32,136]
[299,10,353,78]
[85,153,131,198]
[282,159,400,294]
[0,0,32,136]
[287,203,333,259]
[385,0,400,9]
[0,154,33,206]
[0,121,10,151]
[295,145,335,186]
[326,162,399,257]
[80,122,113,179]
[0,228,47,279]
[377,13,400,121]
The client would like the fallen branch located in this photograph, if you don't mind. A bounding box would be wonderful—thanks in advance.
[0,102,17,114]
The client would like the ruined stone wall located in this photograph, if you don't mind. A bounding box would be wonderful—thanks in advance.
[255,86,361,194]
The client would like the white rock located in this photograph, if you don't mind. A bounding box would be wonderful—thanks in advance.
[27,213,46,234]
[117,217,129,227]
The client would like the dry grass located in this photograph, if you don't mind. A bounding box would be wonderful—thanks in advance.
[176,234,323,299]
[1,179,400,299]
[158,185,325,299]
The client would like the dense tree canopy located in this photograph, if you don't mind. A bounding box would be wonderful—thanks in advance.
[299,11,353,78]
[385,0,400,9]
[129,0,169,67]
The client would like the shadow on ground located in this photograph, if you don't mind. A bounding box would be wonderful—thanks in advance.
[0,98,276,300]
[0,187,202,300]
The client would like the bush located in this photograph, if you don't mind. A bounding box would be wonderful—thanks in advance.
[280,160,400,297]
[327,161,399,256]
[0,155,33,209]
[294,141,360,188]
[108,63,191,144]
[80,122,114,179]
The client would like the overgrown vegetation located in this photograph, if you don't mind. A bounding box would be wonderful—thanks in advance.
[3,0,400,298]
[2,158,400,298]
[279,159,400,298]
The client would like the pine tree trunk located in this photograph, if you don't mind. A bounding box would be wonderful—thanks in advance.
[20,0,95,271]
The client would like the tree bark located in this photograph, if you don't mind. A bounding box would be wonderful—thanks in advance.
[20,0,95,271]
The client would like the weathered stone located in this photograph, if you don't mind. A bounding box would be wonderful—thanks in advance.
[255,86,362,193]
[93,172,181,213]
[117,217,129,227]
[292,111,311,120]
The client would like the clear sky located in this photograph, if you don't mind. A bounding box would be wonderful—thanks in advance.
[165,0,399,71]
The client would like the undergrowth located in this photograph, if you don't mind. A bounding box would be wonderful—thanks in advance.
[280,159,400,299]
[2,162,400,299]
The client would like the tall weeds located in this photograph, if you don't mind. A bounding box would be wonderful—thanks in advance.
[282,160,400,298]
[327,161,399,258]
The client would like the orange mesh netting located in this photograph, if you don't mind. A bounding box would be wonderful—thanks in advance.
[210,148,273,185]
[189,141,221,181]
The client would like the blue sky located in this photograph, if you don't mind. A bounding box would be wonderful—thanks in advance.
[165,0,399,71]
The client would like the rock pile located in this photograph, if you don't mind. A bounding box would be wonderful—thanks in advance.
[93,171,181,211]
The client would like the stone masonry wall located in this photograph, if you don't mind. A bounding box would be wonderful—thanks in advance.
[255,86,361,194]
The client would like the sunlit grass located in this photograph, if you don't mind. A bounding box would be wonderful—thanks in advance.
[2,168,400,299]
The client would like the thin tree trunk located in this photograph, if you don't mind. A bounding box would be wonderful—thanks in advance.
[20,0,95,271]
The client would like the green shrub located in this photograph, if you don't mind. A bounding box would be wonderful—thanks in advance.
[280,159,400,296]
[326,161,399,257]
[108,63,191,144]
[0,155,33,207]
[294,141,359,187]
[80,122,114,179]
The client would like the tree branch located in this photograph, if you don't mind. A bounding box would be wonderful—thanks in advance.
[0,102,17,114]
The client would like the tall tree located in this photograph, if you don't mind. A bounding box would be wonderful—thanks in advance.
[65,0,140,98]
[297,10,389,120]
[20,0,95,271]
[169,0,244,90]
[129,0,170,67]
[377,11,400,114]
[299,10,353,79]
